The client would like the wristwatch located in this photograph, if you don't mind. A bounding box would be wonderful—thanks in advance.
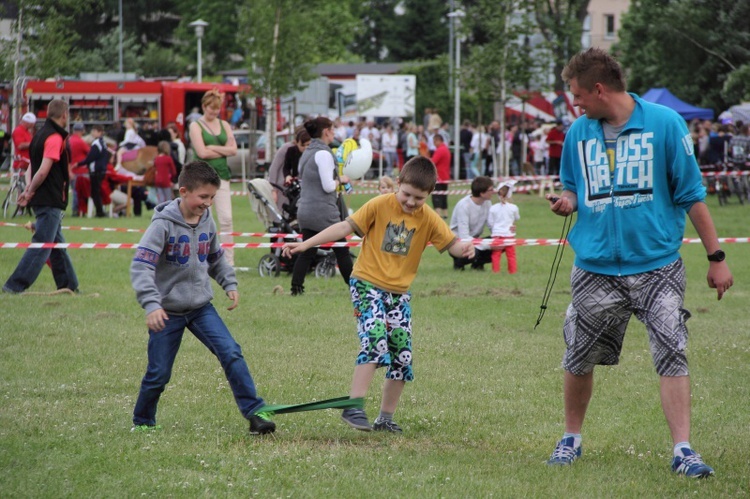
[707,249,726,262]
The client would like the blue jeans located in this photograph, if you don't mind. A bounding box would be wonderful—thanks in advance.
[463,152,478,179]
[132,303,265,426]
[3,206,79,293]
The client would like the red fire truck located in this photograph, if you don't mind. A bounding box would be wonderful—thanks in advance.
[22,79,250,137]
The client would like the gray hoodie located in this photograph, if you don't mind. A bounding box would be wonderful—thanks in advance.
[130,199,237,316]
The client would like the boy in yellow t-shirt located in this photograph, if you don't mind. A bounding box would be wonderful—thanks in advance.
[283,157,475,433]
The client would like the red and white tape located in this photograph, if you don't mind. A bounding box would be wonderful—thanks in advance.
[1,237,749,250]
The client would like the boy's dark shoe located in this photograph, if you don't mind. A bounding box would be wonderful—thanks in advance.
[290,284,304,296]
[373,418,402,433]
[341,408,372,431]
[249,411,276,435]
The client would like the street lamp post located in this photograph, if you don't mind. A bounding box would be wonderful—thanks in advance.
[447,9,465,182]
[189,19,209,83]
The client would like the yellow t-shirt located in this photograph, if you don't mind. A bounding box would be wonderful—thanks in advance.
[347,193,457,294]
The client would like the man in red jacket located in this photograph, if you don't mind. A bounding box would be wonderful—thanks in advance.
[431,133,451,219]
[546,120,566,177]
[68,122,91,216]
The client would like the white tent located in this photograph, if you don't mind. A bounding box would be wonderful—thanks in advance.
[728,104,750,124]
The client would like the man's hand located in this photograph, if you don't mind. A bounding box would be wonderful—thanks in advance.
[16,191,31,208]
[707,262,733,300]
[146,308,169,332]
[226,290,239,310]
[547,193,575,216]
[17,190,32,207]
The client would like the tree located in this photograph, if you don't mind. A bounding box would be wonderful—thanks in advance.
[12,0,101,78]
[385,0,450,62]
[463,0,548,174]
[616,0,750,113]
[349,0,398,62]
[98,0,183,48]
[463,1,547,118]
[171,0,246,76]
[140,42,187,78]
[70,29,141,75]
[3,0,192,79]
[723,64,750,105]
[532,0,589,91]
[237,0,358,158]
[400,57,451,125]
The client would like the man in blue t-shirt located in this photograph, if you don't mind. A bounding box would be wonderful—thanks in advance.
[544,48,733,478]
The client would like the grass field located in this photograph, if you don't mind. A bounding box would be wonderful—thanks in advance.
[1,182,748,497]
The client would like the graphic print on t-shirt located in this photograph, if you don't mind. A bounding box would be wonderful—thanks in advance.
[577,132,655,209]
[381,220,415,256]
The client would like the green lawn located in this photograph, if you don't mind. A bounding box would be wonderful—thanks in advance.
[1,183,748,497]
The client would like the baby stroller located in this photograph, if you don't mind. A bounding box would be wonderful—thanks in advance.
[247,178,337,278]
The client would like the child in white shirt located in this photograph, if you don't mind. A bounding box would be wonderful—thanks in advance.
[487,181,520,274]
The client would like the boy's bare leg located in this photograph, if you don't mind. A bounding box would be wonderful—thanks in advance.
[350,363,377,398]
[381,379,406,414]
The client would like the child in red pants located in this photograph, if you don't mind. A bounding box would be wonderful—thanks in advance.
[488,181,520,274]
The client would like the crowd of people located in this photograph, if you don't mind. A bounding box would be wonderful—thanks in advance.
[689,118,750,167]
[2,48,738,479]
[323,108,573,191]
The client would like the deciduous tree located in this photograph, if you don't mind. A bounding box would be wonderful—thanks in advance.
[616,0,750,112]
[532,0,589,91]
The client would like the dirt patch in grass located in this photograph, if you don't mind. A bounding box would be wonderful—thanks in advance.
[418,284,525,298]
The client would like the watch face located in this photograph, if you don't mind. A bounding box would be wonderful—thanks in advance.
[709,250,726,262]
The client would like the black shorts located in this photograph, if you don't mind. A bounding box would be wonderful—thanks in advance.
[432,182,448,209]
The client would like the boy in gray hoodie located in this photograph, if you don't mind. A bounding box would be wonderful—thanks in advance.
[130,160,275,435]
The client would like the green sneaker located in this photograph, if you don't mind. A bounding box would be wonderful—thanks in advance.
[249,411,276,435]
[131,424,162,433]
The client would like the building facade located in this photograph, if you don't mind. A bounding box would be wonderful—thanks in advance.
[582,0,632,51]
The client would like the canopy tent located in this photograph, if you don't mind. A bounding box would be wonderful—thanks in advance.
[725,104,750,124]
[640,88,714,121]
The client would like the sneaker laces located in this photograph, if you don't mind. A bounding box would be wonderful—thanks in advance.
[255,411,273,421]
[380,420,401,431]
[679,451,705,468]
[550,442,578,460]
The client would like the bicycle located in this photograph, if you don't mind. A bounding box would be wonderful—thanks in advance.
[2,168,28,218]
[715,163,747,207]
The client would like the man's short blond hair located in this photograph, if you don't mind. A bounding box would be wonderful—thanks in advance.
[562,47,626,92]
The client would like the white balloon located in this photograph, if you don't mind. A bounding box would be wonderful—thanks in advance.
[343,139,373,180]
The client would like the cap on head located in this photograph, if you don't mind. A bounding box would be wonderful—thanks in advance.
[496,180,516,197]
[73,122,85,131]
[21,113,37,124]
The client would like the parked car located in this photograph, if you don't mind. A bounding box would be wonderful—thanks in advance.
[229,129,291,179]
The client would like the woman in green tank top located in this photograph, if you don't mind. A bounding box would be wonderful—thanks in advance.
[188,89,238,266]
